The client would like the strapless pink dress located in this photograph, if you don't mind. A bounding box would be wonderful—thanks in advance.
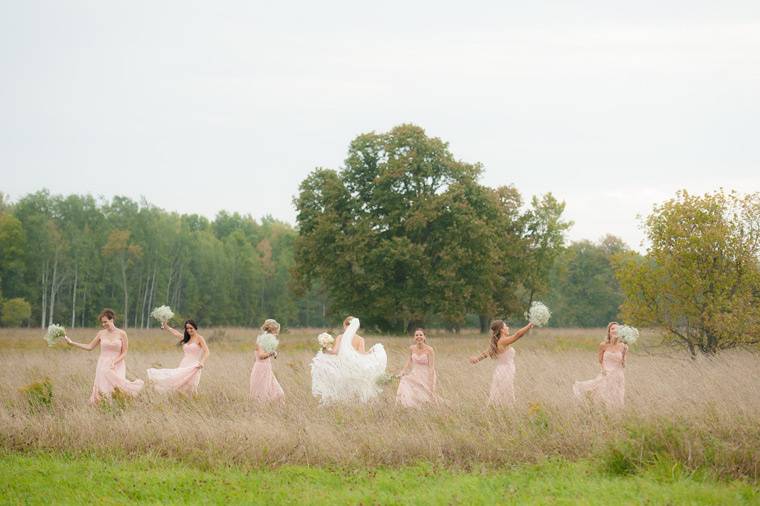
[250,354,284,402]
[89,337,144,404]
[488,347,516,406]
[573,350,625,408]
[147,342,204,395]
[396,352,440,408]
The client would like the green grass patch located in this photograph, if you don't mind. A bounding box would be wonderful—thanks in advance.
[1,452,757,505]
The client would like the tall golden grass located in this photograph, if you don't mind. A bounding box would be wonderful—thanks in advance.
[1,327,759,479]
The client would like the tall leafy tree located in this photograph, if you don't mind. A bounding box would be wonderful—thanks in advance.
[615,190,760,355]
[102,230,143,328]
[521,193,573,307]
[293,124,566,332]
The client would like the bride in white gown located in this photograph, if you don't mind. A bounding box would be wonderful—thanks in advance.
[310,317,387,404]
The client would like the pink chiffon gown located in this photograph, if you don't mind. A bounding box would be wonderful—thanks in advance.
[250,353,284,402]
[488,347,516,406]
[396,352,440,408]
[147,342,203,395]
[89,336,144,404]
[573,349,625,408]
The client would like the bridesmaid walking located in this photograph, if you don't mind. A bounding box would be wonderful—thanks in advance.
[396,328,441,408]
[250,319,284,403]
[65,309,144,404]
[470,320,533,406]
[573,322,627,409]
[146,320,209,395]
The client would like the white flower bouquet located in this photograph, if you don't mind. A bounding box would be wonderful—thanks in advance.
[45,324,66,347]
[317,332,334,350]
[525,301,551,327]
[617,325,639,345]
[150,305,174,324]
[257,333,280,353]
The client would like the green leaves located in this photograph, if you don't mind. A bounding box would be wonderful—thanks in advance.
[294,124,570,331]
[0,193,324,329]
[615,190,760,355]
[546,237,629,328]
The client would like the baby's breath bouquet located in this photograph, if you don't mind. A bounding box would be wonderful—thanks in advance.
[45,324,66,347]
[617,325,639,345]
[257,333,279,354]
[525,301,551,327]
[150,305,174,324]
[317,332,334,350]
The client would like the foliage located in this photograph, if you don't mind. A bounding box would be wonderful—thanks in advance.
[1,191,324,329]
[1,297,32,327]
[0,211,26,297]
[545,236,631,327]
[20,378,53,412]
[615,190,760,355]
[521,193,574,305]
[293,124,570,331]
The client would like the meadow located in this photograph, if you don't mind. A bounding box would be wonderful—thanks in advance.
[2,326,759,503]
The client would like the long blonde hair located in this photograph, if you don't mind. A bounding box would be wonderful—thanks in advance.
[261,319,280,335]
[606,321,619,343]
[489,320,505,358]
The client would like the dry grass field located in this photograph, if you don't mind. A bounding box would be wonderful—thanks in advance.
[2,326,759,480]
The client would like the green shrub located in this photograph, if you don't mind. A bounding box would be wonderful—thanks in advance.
[1,298,32,327]
[20,379,53,411]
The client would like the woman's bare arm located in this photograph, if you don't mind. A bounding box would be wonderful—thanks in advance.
[162,323,184,341]
[497,323,534,348]
[256,344,275,360]
[65,333,100,351]
[197,335,210,367]
[325,334,341,355]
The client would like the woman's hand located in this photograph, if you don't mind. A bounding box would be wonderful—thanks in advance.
[64,336,73,345]
[196,362,205,369]
[110,360,117,370]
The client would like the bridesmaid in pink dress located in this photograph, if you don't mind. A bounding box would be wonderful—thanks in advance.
[250,319,284,403]
[470,319,534,406]
[146,320,209,395]
[396,328,441,408]
[573,322,627,409]
[64,308,144,404]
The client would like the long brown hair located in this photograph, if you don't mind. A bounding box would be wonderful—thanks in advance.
[606,321,619,343]
[489,320,505,358]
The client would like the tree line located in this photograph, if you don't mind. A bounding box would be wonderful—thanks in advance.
[0,191,329,329]
[4,124,755,354]
[0,127,628,332]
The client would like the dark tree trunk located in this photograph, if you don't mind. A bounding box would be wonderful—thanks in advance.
[479,314,490,334]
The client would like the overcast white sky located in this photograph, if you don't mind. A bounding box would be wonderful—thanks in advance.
[2,1,759,250]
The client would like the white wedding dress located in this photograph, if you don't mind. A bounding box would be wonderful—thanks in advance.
[310,318,387,404]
